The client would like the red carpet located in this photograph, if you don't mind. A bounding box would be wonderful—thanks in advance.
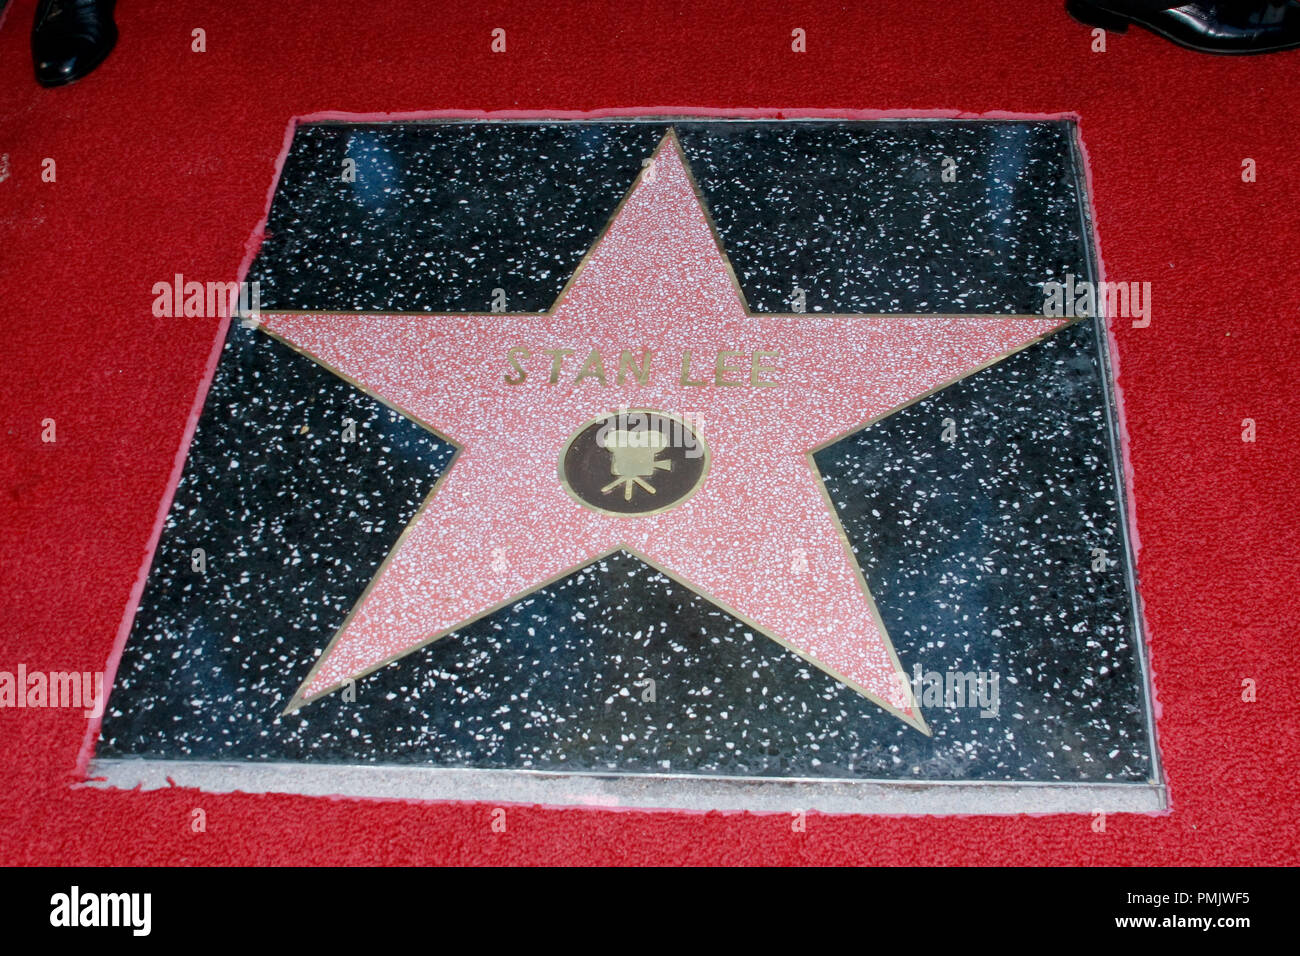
[1,0,1296,865]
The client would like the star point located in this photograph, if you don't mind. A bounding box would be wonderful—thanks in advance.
[265,129,1067,730]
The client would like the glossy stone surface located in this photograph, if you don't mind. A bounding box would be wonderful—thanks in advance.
[676,120,1086,314]
[250,120,1087,315]
[99,119,1156,788]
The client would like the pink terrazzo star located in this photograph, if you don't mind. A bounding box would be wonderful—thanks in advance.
[266,130,1067,731]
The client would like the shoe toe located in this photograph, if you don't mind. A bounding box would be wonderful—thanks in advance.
[35,53,81,86]
[33,29,114,86]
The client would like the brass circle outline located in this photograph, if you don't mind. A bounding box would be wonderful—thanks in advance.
[557,408,711,518]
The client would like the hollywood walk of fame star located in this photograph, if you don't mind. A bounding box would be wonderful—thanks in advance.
[261,130,1069,732]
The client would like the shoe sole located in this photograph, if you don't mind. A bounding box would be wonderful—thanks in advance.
[1066,0,1300,55]
[35,26,118,87]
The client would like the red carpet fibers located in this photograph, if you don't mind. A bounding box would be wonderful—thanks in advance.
[1,0,1296,866]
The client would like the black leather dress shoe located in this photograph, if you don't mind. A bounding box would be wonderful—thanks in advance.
[32,0,118,87]
[1067,1,1300,53]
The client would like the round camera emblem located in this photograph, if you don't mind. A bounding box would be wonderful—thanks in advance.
[559,409,709,516]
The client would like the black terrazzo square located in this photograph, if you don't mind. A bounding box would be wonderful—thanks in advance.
[94,119,1160,809]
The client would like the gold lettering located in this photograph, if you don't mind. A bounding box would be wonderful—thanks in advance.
[714,350,744,386]
[504,346,530,385]
[679,350,708,387]
[542,348,574,384]
[573,349,608,385]
[750,351,780,387]
[617,349,652,386]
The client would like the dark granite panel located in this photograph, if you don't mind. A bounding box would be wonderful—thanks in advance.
[100,120,1153,784]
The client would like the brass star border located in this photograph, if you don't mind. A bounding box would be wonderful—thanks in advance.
[247,127,1078,734]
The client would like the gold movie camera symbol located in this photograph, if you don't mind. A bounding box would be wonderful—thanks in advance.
[599,428,672,500]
